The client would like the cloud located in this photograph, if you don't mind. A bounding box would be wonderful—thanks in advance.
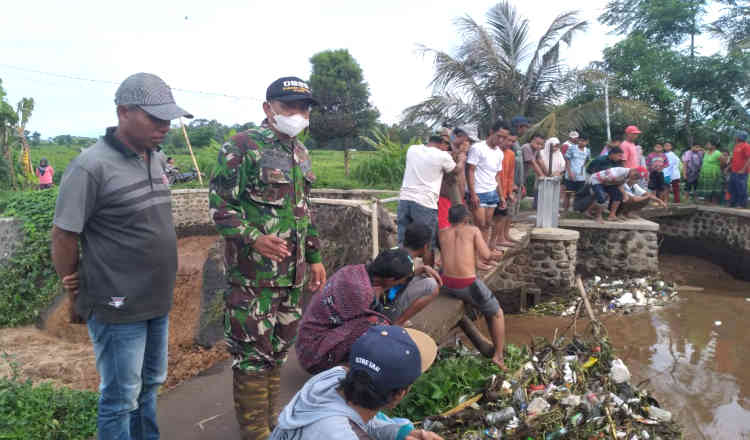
[0,0,630,137]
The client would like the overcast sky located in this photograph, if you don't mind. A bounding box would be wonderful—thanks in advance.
[0,0,721,138]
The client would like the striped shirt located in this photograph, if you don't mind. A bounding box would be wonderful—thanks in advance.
[54,127,177,324]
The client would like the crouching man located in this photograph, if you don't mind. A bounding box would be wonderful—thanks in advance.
[271,325,442,440]
[439,205,506,369]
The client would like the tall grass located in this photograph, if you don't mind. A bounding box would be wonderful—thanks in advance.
[352,128,420,187]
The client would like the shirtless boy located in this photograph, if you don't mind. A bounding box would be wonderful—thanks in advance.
[439,204,506,369]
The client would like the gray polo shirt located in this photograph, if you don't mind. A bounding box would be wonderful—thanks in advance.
[54,127,177,324]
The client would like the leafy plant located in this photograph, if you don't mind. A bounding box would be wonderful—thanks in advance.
[389,344,528,421]
[0,352,98,439]
[352,128,419,187]
[0,189,59,327]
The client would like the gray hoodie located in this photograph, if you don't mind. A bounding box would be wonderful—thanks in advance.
[270,366,414,440]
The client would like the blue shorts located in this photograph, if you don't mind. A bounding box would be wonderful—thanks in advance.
[477,190,500,207]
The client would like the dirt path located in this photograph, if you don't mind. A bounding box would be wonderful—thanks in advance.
[0,235,228,391]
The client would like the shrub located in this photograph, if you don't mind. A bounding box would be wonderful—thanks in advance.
[389,345,527,421]
[0,354,98,439]
[352,128,419,187]
[0,189,59,327]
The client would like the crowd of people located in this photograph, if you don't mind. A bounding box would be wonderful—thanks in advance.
[49,71,750,440]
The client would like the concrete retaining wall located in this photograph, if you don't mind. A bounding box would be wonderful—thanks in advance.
[560,219,660,277]
[653,206,750,280]
[0,217,23,265]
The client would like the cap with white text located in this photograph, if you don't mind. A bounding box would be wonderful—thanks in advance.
[266,76,318,105]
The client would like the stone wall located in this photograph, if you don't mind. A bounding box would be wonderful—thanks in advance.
[311,189,398,200]
[0,217,23,266]
[653,206,750,280]
[560,219,660,276]
[169,189,397,275]
[171,189,215,236]
[528,228,579,291]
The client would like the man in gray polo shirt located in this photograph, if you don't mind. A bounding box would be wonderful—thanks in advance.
[51,73,192,440]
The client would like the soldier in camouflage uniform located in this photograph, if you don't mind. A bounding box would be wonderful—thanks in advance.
[209,76,326,439]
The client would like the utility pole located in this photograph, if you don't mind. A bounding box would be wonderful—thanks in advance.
[604,76,611,142]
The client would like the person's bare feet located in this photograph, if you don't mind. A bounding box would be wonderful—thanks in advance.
[607,215,620,222]
[492,353,506,370]
[596,215,604,223]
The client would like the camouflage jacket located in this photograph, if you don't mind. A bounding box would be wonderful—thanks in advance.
[209,123,321,288]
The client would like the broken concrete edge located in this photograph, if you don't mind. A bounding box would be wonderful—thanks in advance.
[530,227,580,241]
[559,218,660,232]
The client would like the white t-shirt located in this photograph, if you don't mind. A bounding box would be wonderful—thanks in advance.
[467,141,504,194]
[624,182,647,197]
[664,151,681,180]
[590,167,630,186]
[399,144,456,209]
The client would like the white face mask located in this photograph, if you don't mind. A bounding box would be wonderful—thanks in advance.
[270,108,309,137]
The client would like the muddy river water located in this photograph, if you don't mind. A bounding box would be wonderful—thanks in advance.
[503,255,750,440]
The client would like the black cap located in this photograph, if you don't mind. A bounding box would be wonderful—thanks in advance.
[266,76,318,105]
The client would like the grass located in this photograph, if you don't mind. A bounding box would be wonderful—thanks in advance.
[22,144,394,191]
[0,354,99,440]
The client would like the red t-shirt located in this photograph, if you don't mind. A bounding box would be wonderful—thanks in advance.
[731,142,750,173]
[621,141,639,169]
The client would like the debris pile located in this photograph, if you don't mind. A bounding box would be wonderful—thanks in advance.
[530,276,679,317]
[414,335,682,440]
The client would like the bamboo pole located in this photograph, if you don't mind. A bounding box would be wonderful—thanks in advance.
[371,199,379,260]
[180,118,203,185]
[576,276,601,337]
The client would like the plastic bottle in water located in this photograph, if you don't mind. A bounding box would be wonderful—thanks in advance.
[485,407,516,425]
[646,405,672,422]
[544,427,567,440]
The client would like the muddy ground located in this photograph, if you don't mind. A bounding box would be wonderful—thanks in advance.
[0,235,228,391]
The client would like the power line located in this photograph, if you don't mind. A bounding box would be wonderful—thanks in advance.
[0,63,265,102]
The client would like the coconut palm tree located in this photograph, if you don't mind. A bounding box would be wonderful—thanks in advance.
[403,1,588,135]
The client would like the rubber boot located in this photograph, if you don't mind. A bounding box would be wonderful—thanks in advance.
[267,366,282,431]
[233,369,271,440]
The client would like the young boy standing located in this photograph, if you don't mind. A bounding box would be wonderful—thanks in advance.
[646,144,670,202]
[490,133,518,249]
[563,134,591,212]
[440,205,506,369]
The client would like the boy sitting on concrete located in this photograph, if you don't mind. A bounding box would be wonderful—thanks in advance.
[619,172,667,219]
[374,223,442,326]
[439,205,506,369]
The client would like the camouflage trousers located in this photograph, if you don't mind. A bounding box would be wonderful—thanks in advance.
[224,284,302,372]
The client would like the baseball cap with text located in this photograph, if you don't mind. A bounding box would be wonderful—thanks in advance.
[266,76,318,105]
[349,326,437,391]
[115,73,193,121]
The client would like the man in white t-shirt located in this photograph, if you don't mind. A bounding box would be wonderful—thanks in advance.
[467,120,509,248]
[397,131,458,266]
